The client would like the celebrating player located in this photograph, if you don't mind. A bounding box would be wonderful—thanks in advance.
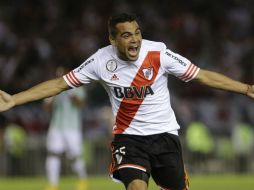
[0,13,254,190]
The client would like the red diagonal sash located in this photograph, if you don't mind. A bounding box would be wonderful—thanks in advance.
[114,51,161,134]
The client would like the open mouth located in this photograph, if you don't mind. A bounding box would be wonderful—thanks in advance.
[128,46,139,57]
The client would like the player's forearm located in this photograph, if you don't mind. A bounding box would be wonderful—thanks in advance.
[13,77,69,106]
[195,69,249,95]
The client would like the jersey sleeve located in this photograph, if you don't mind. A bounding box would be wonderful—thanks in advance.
[160,49,200,82]
[63,52,100,88]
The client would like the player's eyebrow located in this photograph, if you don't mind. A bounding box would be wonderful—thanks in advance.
[120,28,141,37]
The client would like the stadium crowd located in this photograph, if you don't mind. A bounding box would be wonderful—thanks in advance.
[0,0,254,174]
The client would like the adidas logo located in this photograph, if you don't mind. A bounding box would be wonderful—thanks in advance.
[110,74,119,80]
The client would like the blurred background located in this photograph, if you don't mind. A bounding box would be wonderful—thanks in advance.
[0,0,254,180]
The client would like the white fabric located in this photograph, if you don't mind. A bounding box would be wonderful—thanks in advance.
[46,128,82,157]
[64,39,200,136]
[46,155,61,185]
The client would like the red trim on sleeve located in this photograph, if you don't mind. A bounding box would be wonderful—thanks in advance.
[68,73,79,86]
[70,71,81,85]
[179,64,198,81]
[66,73,77,87]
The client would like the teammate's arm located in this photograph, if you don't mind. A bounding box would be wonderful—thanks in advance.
[194,69,254,98]
[0,77,70,112]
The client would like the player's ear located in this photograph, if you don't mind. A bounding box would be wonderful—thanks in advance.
[109,35,116,46]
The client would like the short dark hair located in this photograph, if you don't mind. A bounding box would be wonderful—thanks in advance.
[108,13,138,37]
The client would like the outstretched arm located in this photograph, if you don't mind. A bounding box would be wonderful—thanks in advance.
[194,69,254,98]
[0,77,70,112]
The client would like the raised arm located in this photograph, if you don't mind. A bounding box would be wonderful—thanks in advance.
[195,69,254,98]
[0,77,70,112]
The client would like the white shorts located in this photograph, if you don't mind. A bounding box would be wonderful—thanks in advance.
[46,128,83,158]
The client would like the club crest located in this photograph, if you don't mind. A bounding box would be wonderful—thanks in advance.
[142,68,153,80]
[106,59,117,72]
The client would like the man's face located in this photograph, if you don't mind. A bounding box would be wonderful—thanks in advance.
[110,21,142,61]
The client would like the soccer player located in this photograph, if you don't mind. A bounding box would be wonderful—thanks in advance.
[44,67,88,190]
[0,13,253,190]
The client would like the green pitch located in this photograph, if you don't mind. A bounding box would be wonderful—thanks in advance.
[0,174,254,190]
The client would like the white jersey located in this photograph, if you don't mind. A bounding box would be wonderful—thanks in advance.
[63,39,199,136]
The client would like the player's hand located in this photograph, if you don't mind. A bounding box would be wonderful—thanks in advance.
[0,90,15,112]
[246,85,254,99]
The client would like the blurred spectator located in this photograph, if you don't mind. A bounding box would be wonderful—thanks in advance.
[185,121,214,172]
[232,123,254,172]
[3,121,27,176]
